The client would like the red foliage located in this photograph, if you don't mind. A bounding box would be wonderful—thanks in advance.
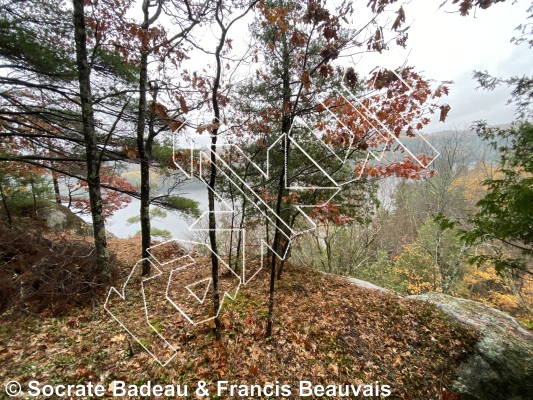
[318,66,449,181]
[59,168,136,219]
[310,203,353,225]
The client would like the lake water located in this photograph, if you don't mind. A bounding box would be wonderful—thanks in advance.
[105,180,212,239]
[104,176,397,239]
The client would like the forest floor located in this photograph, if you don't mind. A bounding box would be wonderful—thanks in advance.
[0,237,482,399]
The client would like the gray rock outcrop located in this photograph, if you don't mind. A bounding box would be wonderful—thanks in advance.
[409,293,533,400]
[41,203,116,238]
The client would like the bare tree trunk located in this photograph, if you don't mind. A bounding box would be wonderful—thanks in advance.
[0,182,12,229]
[52,172,61,204]
[138,1,152,276]
[207,0,228,340]
[207,0,258,338]
[208,140,221,339]
[72,0,110,277]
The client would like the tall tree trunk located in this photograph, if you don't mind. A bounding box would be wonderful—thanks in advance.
[207,0,228,340]
[208,133,221,339]
[138,2,151,276]
[137,0,163,276]
[266,134,290,337]
[72,0,110,277]
[266,32,291,337]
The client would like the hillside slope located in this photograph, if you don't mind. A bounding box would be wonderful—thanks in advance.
[0,238,485,399]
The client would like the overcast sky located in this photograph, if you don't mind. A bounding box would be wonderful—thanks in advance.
[171,0,530,134]
[352,0,531,132]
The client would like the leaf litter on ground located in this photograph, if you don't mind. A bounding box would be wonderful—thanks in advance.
[0,238,479,399]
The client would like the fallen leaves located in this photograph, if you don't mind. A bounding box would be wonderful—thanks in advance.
[0,238,479,400]
[110,334,126,343]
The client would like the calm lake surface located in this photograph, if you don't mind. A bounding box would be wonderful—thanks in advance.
[104,177,397,239]
[105,180,212,239]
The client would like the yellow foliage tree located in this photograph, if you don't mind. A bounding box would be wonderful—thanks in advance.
[392,244,442,295]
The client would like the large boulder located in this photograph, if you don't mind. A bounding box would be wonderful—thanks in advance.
[41,203,91,235]
[40,203,116,238]
[409,293,533,400]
